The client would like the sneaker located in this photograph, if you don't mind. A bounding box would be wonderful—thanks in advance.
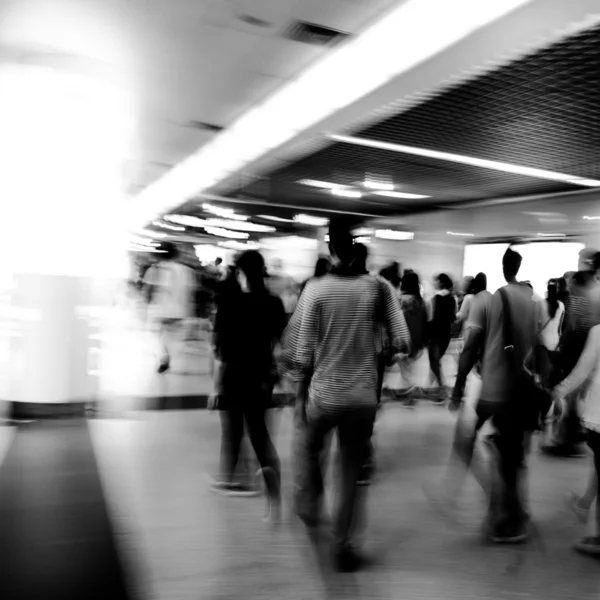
[489,523,529,544]
[574,536,600,556]
[333,544,365,573]
[357,461,374,486]
[208,480,261,497]
[157,360,170,374]
[565,492,590,524]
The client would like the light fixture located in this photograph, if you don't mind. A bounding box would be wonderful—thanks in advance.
[131,0,534,227]
[375,229,415,241]
[353,227,375,236]
[294,214,329,227]
[256,214,295,223]
[202,203,247,221]
[332,188,362,199]
[204,218,275,233]
[152,220,184,232]
[355,236,372,245]
[298,179,344,190]
[372,190,430,200]
[537,233,566,238]
[568,179,600,187]
[364,180,394,191]
[204,226,249,240]
[330,133,600,188]
[447,231,475,237]
[584,216,600,221]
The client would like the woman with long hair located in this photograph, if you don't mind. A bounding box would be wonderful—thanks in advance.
[540,279,566,352]
[427,273,456,403]
[211,250,286,521]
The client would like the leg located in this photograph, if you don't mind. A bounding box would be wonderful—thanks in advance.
[574,431,600,554]
[219,407,244,483]
[428,340,442,387]
[295,404,335,527]
[335,406,376,551]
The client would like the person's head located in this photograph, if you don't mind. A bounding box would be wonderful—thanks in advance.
[215,257,223,267]
[314,257,331,278]
[435,273,453,292]
[235,250,267,293]
[159,242,179,261]
[463,276,475,295]
[328,217,355,266]
[502,247,522,282]
[578,248,597,273]
[472,272,487,295]
[401,271,421,298]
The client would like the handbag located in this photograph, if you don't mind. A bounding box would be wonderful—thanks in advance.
[499,288,552,431]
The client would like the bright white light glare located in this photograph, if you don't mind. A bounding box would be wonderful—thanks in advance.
[324,234,330,243]
[537,233,566,237]
[132,0,533,226]
[298,179,344,190]
[372,190,430,200]
[583,216,600,221]
[331,134,600,188]
[152,220,184,232]
[218,241,261,251]
[355,236,372,244]
[202,203,248,221]
[131,237,160,247]
[294,214,330,227]
[568,179,600,187]
[204,219,275,233]
[375,229,415,241]
[364,180,394,191]
[204,226,249,240]
[257,214,295,223]
[332,188,362,198]
[447,231,475,237]
[353,228,375,236]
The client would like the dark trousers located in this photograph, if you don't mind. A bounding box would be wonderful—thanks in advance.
[452,399,527,529]
[428,336,451,387]
[295,404,376,548]
[219,383,281,499]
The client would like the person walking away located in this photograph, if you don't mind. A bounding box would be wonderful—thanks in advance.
[211,251,286,522]
[554,317,600,555]
[427,273,456,404]
[543,249,600,457]
[428,248,539,543]
[144,243,196,374]
[536,279,565,387]
[396,270,428,407]
[300,257,331,295]
[284,218,410,572]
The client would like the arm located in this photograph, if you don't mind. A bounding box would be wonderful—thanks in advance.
[451,327,485,407]
[555,325,600,398]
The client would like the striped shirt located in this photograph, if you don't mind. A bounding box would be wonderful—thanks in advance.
[283,273,410,415]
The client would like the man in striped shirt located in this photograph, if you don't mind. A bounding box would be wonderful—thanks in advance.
[284,218,410,572]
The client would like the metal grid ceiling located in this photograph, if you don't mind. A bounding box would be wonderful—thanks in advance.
[230,22,600,215]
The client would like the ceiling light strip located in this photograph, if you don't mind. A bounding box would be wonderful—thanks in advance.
[131,0,533,227]
[330,134,600,187]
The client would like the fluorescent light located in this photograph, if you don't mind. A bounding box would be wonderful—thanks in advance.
[537,233,566,237]
[583,216,600,221]
[298,179,343,190]
[364,180,394,191]
[331,134,600,188]
[152,220,184,232]
[353,228,374,236]
[324,234,330,243]
[294,214,329,227]
[332,188,362,198]
[202,203,248,221]
[372,190,429,200]
[204,226,249,240]
[257,214,295,223]
[447,231,475,237]
[375,229,415,241]
[131,0,533,227]
[355,236,372,244]
[204,218,275,233]
[568,179,600,187]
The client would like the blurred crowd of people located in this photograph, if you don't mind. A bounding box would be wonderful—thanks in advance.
[130,226,600,571]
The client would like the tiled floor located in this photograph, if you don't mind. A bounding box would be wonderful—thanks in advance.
[88,405,600,600]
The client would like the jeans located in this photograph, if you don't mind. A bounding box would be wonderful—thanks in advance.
[220,378,281,499]
[450,399,527,529]
[295,404,376,548]
[428,337,451,387]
